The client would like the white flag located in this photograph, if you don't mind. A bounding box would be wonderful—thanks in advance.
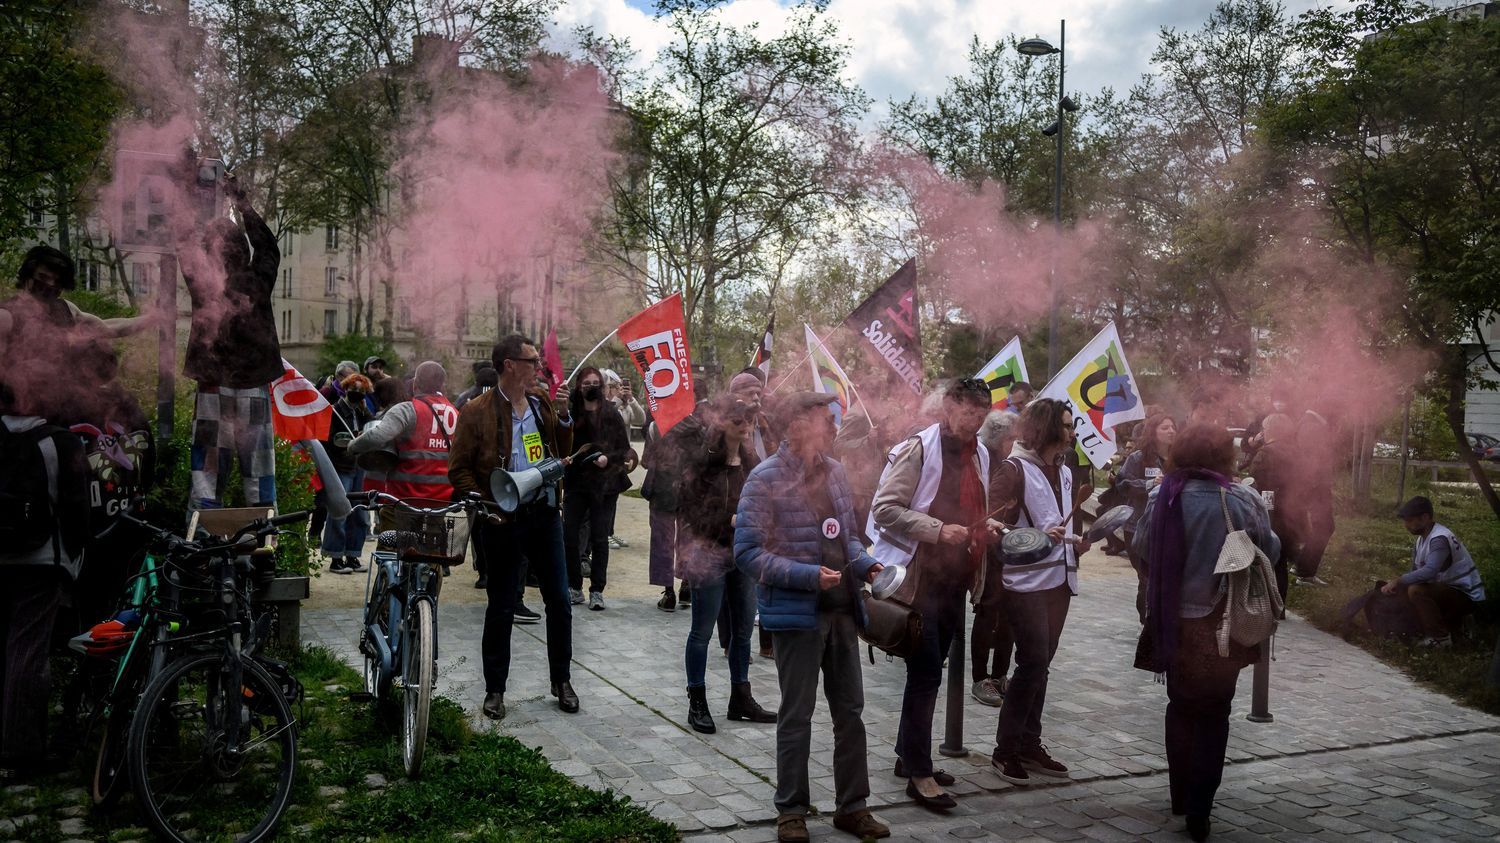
[1037,322,1147,468]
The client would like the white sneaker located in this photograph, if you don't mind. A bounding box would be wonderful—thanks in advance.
[608,535,629,549]
[971,678,1004,707]
[1418,634,1453,649]
[588,591,606,611]
[1295,575,1329,587]
[569,588,584,605]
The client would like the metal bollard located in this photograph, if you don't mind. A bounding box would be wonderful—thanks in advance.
[938,622,970,757]
[1246,643,1273,723]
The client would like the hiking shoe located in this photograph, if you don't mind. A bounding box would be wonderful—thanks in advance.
[608,535,629,549]
[589,592,606,611]
[833,808,890,838]
[1295,575,1329,587]
[971,678,1004,707]
[991,754,1031,785]
[776,814,810,843]
[1418,634,1453,649]
[514,603,542,624]
[657,587,676,612]
[569,588,585,605]
[1019,745,1069,778]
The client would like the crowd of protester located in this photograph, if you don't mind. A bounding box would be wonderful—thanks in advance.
[0,199,1488,843]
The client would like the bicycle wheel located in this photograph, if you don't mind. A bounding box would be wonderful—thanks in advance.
[127,654,297,843]
[363,566,393,700]
[91,703,132,806]
[401,598,434,777]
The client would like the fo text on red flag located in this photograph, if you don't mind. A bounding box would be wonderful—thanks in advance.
[618,293,696,434]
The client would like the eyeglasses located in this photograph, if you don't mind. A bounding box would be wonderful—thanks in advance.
[508,357,541,366]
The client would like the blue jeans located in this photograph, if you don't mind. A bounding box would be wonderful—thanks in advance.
[684,566,754,688]
[480,506,571,692]
[320,469,368,559]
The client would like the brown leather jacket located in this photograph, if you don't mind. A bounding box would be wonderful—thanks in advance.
[448,387,572,517]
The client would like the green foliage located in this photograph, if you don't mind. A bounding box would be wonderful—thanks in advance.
[1288,470,1500,714]
[0,1,121,256]
[315,332,404,381]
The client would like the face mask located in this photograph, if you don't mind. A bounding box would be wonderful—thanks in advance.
[582,386,602,401]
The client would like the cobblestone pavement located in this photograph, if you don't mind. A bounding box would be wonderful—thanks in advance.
[301,495,1500,840]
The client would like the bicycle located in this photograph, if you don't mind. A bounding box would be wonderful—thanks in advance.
[112,509,309,843]
[69,534,187,807]
[352,491,485,777]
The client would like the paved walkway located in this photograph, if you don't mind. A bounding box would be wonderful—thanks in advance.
[302,495,1500,840]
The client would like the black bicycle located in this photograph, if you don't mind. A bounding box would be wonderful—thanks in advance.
[114,510,308,843]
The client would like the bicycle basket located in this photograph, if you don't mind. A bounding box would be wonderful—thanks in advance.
[377,506,472,564]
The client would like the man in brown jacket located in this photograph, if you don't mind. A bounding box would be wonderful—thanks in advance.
[450,334,574,721]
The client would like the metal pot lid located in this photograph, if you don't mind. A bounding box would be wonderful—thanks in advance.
[871,564,907,600]
[1085,505,1135,542]
[1001,526,1053,565]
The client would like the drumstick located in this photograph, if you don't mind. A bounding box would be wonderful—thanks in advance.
[1059,483,1094,529]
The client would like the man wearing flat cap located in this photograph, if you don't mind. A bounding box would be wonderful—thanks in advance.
[734,391,890,842]
[1382,496,1485,647]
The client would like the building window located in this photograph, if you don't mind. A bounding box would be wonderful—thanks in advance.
[281,309,291,341]
[347,301,356,334]
[325,267,337,297]
[131,263,152,297]
[324,309,337,337]
[281,268,292,298]
[280,229,293,257]
[325,225,339,251]
[81,261,101,292]
[29,206,42,226]
[397,299,412,330]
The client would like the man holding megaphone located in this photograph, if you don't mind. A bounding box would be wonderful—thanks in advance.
[449,334,576,722]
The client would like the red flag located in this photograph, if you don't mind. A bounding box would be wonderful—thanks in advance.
[270,358,333,441]
[619,293,696,433]
[541,328,566,399]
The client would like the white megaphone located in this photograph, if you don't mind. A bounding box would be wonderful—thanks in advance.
[490,457,567,513]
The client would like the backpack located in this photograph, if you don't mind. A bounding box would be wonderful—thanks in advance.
[0,421,65,558]
[1211,487,1283,655]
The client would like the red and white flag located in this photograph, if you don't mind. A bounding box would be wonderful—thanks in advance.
[619,293,696,434]
[270,359,333,441]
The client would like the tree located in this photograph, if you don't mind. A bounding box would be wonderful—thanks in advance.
[0,1,120,265]
[1264,0,1500,518]
[603,1,869,362]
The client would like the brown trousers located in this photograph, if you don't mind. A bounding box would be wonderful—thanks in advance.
[1406,583,1476,637]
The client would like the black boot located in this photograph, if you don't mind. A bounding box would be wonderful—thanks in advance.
[727,682,776,723]
[687,685,716,734]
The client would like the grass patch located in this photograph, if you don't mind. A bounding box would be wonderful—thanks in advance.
[23,646,678,843]
[1287,470,1500,714]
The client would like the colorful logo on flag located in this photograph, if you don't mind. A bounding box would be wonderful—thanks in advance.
[974,336,1029,411]
[270,359,333,442]
[1068,341,1142,434]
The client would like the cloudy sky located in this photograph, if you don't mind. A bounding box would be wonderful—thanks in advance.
[549,0,1358,118]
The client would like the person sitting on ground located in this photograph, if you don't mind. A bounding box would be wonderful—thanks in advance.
[1381,496,1486,648]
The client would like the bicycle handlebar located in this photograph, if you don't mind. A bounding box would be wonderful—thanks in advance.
[349,491,499,516]
[116,510,312,558]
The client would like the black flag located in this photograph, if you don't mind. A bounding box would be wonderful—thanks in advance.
[843,259,922,395]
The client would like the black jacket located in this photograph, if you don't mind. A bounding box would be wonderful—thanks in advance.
[564,401,632,496]
[681,432,759,547]
[183,202,283,388]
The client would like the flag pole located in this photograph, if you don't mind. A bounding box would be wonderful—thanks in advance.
[567,328,620,384]
[768,326,839,395]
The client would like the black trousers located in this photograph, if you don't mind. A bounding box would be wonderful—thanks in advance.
[1,568,63,765]
[480,508,571,693]
[1165,643,1244,818]
[971,594,1014,684]
[896,587,966,778]
[564,489,619,594]
[994,584,1071,757]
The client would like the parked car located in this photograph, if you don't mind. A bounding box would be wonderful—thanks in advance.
[1468,432,1500,462]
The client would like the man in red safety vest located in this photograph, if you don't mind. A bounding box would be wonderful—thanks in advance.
[349,360,457,503]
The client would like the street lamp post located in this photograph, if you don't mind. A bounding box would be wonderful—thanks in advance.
[1018,21,1075,379]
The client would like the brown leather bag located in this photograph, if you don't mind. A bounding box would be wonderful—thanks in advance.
[856,563,923,659]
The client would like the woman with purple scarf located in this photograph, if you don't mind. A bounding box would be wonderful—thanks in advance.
[1132,423,1280,842]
